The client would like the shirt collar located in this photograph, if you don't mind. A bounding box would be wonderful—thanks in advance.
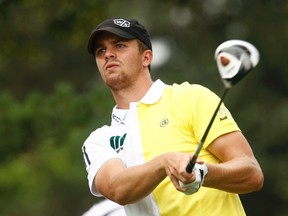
[140,79,167,104]
[111,79,167,125]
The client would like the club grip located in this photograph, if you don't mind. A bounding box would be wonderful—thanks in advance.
[186,161,195,173]
[186,153,198,173]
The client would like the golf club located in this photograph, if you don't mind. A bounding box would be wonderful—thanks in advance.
[186,40,260,173]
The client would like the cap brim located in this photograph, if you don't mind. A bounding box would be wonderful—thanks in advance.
[87,27,135,54]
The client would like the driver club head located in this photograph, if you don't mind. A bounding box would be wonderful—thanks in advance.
[215,40,260,88]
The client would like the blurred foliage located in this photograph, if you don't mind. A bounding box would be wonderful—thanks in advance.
[0,0,287,215]
[0,83,115,215]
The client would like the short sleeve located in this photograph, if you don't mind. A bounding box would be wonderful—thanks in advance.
[82,126,122,196]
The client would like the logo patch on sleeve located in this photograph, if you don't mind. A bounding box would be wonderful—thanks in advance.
[110,133,127,153]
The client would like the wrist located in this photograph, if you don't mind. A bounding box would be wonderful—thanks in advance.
[180,163,208,195]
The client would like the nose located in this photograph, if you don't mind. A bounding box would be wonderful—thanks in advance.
[104,47,116,60]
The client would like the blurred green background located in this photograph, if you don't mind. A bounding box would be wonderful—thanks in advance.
[0,0,287,215]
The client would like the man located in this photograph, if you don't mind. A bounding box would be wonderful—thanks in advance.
[82,18,264,216]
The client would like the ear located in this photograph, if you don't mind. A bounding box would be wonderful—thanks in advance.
[142,50,153,67]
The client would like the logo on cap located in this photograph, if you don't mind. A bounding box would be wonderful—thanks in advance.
[113,19,130,28]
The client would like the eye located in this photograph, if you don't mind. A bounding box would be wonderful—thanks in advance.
[116,43,126,49]
[95,47,105,56]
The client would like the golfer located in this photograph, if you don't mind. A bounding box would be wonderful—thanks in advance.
[82,17,263,216]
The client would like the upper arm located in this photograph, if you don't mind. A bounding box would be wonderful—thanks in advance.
[95,158,126,198]
[207,131,256,163]
[204,131,264,193]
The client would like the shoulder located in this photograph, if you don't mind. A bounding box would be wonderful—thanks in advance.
[84,125,112,145]
[168,81,211,93]
[89,125,110,138]
[165,81,216,100]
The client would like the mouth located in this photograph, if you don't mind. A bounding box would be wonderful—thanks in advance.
[105,62,119,71]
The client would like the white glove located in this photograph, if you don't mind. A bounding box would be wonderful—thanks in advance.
[179,163,208,195]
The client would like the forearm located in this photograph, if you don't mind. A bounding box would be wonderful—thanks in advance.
[203,157,263,194]
[95,155,168,205]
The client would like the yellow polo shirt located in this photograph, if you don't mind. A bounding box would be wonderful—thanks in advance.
[138,81,245,216]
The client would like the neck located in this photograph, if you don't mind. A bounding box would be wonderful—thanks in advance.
[111,74,153,109]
